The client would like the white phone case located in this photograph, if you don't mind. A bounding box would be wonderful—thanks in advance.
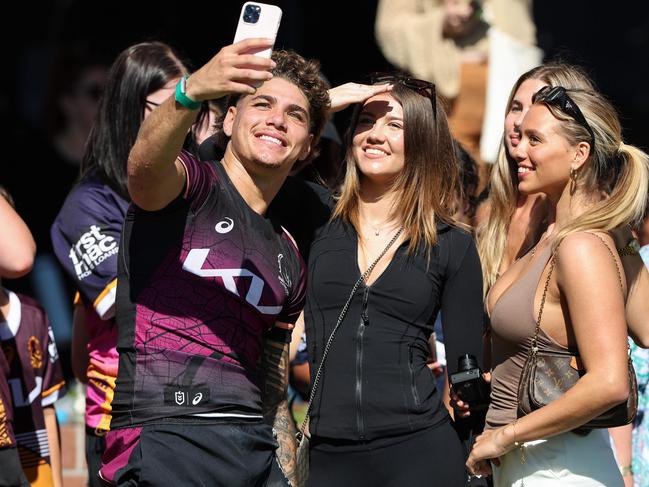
[233,2,283,58]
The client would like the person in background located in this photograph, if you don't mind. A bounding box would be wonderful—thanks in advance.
[609,205,649,487]
[0,189,67,487]
[5,45,110,374]
[375,0,540,191]
[50,41,197,487]
[0,194,35,279]
[0,187,34,487]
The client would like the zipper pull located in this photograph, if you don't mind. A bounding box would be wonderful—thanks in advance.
[361,288,370,325]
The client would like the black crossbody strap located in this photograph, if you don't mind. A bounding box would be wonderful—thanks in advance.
[297,227,404,440]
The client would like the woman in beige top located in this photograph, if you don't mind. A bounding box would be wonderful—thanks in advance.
[466,84,649,485]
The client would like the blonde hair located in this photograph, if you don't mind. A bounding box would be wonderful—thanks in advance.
[333,83,459,253]
[539,89,649,245]
[476,63,595,292]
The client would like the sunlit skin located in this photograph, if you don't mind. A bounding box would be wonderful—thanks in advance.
[352,93,405,186]
[504,78,547,156]
[223,77,313,175]
[513,104,581,201]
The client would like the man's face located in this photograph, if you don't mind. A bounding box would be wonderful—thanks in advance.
[223,77,313,173]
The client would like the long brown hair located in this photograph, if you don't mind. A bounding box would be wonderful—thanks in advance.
[333,83,459,253]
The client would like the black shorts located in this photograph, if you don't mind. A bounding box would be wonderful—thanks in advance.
[102,419,290,487]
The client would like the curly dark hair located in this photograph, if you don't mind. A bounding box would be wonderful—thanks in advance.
[213,50,330,158]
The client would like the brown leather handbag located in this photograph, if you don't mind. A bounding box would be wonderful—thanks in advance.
[517,234,638,431]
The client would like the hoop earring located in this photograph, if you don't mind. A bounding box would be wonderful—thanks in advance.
[569,167,578,195]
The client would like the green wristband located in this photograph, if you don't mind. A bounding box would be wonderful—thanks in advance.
[175,76,201,110]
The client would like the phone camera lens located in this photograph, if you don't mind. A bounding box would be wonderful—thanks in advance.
[244,4,261,23]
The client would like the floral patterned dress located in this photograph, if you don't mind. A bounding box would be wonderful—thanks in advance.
[632,246,649,483]
[631,342,649,484]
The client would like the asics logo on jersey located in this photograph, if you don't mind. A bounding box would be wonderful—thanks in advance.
[183,249,282,315]
[215,217,234,234]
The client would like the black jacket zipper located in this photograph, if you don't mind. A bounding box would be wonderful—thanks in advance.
[356,287,370,440]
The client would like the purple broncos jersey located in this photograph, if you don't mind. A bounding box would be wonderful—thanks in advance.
[0,290,66,483]
[110,153,306,428]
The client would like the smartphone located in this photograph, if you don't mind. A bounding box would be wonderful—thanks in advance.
[233,2,283,58]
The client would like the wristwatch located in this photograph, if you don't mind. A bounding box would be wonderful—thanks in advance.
[175,76,201,110]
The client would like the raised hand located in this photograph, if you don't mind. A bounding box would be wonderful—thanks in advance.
[186,38,277,101]
[328,82,393,113]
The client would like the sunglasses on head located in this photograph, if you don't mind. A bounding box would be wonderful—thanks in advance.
[368,72,437,120]
[532,85,595,149]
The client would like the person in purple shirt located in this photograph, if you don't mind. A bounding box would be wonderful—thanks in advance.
[99,40,330,487]
[50,42,205,487]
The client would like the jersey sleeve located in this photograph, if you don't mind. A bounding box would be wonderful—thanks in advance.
[275,231,307,325]
[41,321,66,407]
[439,230,485,375]
[51,184,126,319]
[178,150,218,212]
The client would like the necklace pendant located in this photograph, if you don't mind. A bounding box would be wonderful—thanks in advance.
[374,229,380,236]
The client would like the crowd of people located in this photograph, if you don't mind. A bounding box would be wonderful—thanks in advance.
[2,11,649,487]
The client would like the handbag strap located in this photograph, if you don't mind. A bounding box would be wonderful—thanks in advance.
[530,232,625,354]
[297,227,404,439]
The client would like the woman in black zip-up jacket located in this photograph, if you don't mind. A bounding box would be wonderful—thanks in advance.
[303,76,485,486]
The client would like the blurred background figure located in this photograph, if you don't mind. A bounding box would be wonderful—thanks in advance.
[51,41,195,487]
[4,45,110,378]
[375,0,542,192]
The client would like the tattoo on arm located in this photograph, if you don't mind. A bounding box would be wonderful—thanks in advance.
[261,335,297,486]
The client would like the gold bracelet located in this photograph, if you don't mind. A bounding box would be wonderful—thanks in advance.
[619,464,633,477]
[511,419,526,464]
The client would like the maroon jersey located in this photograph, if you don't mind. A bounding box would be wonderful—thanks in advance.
[0,290,66,485]
[110,153,307,428]
[0,349,14,448]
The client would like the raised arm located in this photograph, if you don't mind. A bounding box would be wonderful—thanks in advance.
[327,83,392,114]
[0,196,35,278]
[261,323,297,486]
[127,38,276,211]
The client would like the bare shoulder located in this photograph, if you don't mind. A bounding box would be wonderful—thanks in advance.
[555,231,620,285]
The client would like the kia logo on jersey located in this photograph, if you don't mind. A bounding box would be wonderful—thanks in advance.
[182,249,282,315]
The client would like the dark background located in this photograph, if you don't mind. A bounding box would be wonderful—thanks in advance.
[2,0,648,149]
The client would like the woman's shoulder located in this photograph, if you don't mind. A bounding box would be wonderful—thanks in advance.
[555,231,621,285]
[556,231,616,259]
[436,222,475,248]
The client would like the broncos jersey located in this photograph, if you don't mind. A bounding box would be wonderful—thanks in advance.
[110,153,306,428]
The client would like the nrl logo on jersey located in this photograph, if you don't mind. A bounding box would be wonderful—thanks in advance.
[68,225,118,280]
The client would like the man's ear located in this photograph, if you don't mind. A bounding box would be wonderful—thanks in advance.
[298,134,314,161]
[223,106,237,138]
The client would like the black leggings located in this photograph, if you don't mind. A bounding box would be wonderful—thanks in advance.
[308,421,468,487]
